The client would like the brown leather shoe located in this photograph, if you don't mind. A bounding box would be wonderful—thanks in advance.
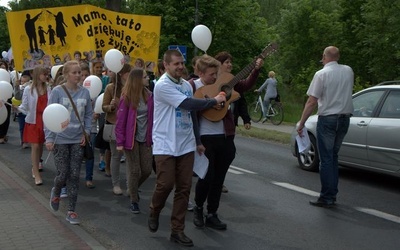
[170,232,194,247]
[148,214,159,233]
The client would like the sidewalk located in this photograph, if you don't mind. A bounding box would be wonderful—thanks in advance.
[237,119,294,134]
[0,160,106,250]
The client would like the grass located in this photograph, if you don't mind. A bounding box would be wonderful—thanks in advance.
[236,125,292,145]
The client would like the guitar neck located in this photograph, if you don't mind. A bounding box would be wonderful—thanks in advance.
[227,60,256,89]
[225,43,278,90]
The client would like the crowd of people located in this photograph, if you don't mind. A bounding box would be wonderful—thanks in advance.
[0,47,286,247]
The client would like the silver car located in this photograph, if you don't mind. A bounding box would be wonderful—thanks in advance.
[290,82,400,176]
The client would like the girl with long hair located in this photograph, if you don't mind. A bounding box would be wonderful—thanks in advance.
[115,68,154,213]
[102,63,131,194]
[19,66,51,185]
[45,60,93,224]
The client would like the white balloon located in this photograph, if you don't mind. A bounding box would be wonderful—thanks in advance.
[104,49,124,73]
[0,101,8,125]
[94,93,104,113]
[43,103,70,133]
[83,75,102,99]
[0,69,10,82]
[1,51,7,58]
[0,81,13,101]
[191,25,212,52]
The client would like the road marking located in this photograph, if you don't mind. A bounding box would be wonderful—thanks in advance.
[228,169,243,174]
[355,207,400,224]
[272,181,400,225]
[230,165,257,174]
[272,181,319,197]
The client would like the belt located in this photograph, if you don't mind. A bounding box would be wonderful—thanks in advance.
[321,114,352,118]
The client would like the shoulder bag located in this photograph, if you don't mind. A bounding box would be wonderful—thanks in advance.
[102,82,118,142]
[61,85,94,160]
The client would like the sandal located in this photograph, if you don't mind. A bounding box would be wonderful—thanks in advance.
[86,182,95,189]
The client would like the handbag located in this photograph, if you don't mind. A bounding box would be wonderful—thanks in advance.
[102,82,118,142]
[103,123,116,141]
[61,85,94,160]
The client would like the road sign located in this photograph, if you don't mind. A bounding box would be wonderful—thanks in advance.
[168,45,187,62]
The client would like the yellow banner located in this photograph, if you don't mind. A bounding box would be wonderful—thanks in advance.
[6,4,161,71]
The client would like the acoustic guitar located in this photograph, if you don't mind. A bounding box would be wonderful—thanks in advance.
[193,43,278,122]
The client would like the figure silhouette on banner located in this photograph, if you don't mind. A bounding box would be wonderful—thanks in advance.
[25,12,42,53]
[38,26,47,46]
[47,10,68,46]
[47,25,56,45]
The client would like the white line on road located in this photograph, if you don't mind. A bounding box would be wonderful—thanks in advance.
[355,207,400,224]
[272,181,400,225]
[229,165,257,174]
[272,181,319,197]
[228,169,243,174]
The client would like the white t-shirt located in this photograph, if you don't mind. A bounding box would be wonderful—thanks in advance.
[194,79,224,135]
[152,73,196,156]
[307,61,354,116]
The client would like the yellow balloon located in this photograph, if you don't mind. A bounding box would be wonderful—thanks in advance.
[12,97,22,106]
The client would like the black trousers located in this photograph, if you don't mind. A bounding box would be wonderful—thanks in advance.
[0,100,11,138]
[195,135,236,214]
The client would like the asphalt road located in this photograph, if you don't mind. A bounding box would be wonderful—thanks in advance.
[1,120,400,249]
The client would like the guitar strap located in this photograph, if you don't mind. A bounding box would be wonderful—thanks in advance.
[188,78,196,94]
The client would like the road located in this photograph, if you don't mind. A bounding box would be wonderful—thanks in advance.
[1,120,400,249]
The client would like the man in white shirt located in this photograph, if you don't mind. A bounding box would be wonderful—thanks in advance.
[148,50,225,247]
[297,46,354,208]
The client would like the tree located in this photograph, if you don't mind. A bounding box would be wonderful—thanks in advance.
[0,6,10,52]
[358,0,400,83]
[274,0,343,95]
[129,0,271,75]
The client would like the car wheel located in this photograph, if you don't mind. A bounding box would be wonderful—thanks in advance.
[296,134,319,172]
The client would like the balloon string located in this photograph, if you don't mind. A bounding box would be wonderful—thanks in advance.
[113,73,118,98]
[44,133,58,165]
[3,101,12,107]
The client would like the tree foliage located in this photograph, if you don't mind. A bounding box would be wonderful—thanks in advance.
[0,0,399,94]
[129,0,272,75]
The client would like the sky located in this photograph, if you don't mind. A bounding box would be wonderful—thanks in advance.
[0,0,9,8]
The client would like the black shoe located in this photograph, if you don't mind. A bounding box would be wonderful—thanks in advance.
[170,232,194,247]
[309,199,335,208]
[205,213,227,230]
[148,214,159,233]
[130,202,140,214]
[193,206,204,228]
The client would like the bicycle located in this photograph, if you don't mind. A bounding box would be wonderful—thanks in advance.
[248,94,284,125]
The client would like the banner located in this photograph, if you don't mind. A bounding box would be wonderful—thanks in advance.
[6,4,161,71]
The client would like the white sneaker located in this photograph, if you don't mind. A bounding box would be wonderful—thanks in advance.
[60,187,68,198]
[187,200,195,211]
[120,155,126,163]
[113,186,123,195]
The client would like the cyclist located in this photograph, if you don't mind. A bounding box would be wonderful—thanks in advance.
[255,70,278,123]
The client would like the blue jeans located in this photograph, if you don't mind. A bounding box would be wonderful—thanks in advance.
[316,115,350,202]
[85,133,97,181]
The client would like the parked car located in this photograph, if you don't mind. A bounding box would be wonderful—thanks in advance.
[290,81,400,177]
